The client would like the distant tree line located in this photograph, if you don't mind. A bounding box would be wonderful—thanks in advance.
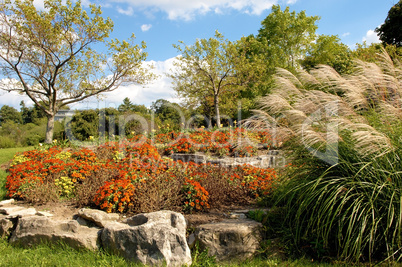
[0,1,401,146]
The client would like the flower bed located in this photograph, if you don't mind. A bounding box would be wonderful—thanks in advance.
[157,128,272,157]
[6,128,276,214]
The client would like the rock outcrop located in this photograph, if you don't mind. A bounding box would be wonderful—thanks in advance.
[170,150,284,168]
[102,210,192,266]
[0,199,265,265]
[10,216,101,250]
[194,219,262,262]
[77,208,120,227]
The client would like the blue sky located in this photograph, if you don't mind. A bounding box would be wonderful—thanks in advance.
[0,0,396,110]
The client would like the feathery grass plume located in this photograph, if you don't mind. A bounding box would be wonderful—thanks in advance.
[248,50,402,262]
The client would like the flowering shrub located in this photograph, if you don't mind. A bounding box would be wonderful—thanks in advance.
[164,138,196,154]
[5,128,277,214]
[93,178,135,213]
[55,176,75,197]
[232,144,258,157]
[10,154,30,166]
[156,128,271,157]
[233,165,277,197]
[6,146,101,199]
[182,178,210,212]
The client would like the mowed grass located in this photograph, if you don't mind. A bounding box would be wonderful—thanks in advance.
[0,239,144,267]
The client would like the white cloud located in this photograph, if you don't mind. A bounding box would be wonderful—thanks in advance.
[141,24,152,32]
[33,0,45,9]
[72,57,178,110]
[107,0,282,20]
[362,29,380,44]
[0,91,33,109]
[117,6,134,16]
[342,32,350,37]
[0,57,180,110]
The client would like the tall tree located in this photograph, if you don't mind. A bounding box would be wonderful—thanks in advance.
[375,0,402,47]
[151,99,182,125]
[256,5,319,72]
[301,34,353,74]
[118,97,135,113]
[169,31,263,127]
[20,100,31,124]
[0,0,154,143]
[0,105,22,125]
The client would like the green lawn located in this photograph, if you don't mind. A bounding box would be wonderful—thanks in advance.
[0,239,142,267]
[0,146,33,165]
[0,237,336,267]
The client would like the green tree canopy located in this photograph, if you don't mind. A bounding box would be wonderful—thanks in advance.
[0,0,155,143]
[0,105,22,125]
[151,99,182,125]
[169,31,263,127]
[352,42,402,63]
[301,34,353,74]
[118,97,135,113]
[256,5,320,72]
[375,0,402,47]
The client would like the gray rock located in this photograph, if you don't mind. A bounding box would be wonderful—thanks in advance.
[77,208,119,227]
[187,233,196,249]
[10,216,101,250]
[229,213,247,219]
[0,199,15,207]
[0,206,37,217]
[102,210,192,266]
[35,211,54,217]
[74,216,90,226]
[0,216,15,239]
[195,219,262,262]
[170,153,206,164]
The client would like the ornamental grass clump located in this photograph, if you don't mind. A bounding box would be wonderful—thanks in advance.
[247,50,402,262]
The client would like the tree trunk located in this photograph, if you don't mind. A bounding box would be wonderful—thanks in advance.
[214,94,221,128]
[44,114,55,144]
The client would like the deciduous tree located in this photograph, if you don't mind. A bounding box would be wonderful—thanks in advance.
[375,0,402,47]
[0,105,21,125]
[169,31,263,127]
[256,5,319,72]
[301,35,353,74]
[0,0,154,143]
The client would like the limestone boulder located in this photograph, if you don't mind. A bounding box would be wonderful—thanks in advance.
[0,215,16,239]
[0,206,37,217]
[194,219,262,262]
[0,199,15,207]
[77,208,119,227]
[10,216,101,250]
[102,210,192,266]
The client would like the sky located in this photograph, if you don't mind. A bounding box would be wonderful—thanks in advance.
[0,0,396,111]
